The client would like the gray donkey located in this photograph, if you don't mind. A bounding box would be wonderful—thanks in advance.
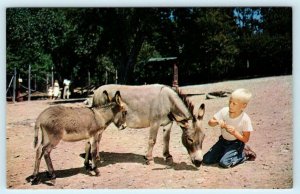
[30,91,126,185]
[91,84,205,167]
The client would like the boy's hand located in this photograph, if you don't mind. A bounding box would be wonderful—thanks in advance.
[217,121,236,136]
[225,125,236,135]
[218,120,226,129]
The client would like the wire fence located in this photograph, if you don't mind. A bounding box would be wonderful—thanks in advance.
[6,67,52,102]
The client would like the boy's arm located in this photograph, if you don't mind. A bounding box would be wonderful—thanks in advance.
[208,117,225,128]
[225,125,250,143]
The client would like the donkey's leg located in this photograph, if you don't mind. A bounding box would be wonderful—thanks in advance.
[43,143,57,180]
[145,123,160,165]
[95,131,103,161]
[86,132,102,166]
[84,142,91,170]
[90,136,100,176]
[163,122,173,165]
[31,145,45,185]
[32,129,50,185]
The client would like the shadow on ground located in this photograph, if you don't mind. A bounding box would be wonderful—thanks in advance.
[26,151,198,186]
[81,151,198,171]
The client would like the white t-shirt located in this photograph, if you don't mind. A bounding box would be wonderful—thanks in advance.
[214,107,253,141]
[63,79,70,86]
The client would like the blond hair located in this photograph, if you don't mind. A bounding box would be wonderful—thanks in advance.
[231,88,252,103]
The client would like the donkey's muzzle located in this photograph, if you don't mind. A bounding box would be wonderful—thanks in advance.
[192,159,202,167]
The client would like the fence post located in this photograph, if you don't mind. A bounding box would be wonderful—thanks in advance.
[28,64,31,101]
[34,74,37,91]
[172,61,178,88]
[46,74,48,93]
[105,70,108,84]
[88,71,90,86]
[51,66,54,89]
[13,67,16,103]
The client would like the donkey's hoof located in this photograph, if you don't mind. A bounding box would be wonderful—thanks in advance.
[84,163,92,171]
[144,156,154,165]
[26,175,35,183]
[94,168,100,176]
[91,167,100,176]
[95,155,101,162]
[145,159,154,165]
[31,177,41,185]
[46,172,56,180]
[165,156,174,166]
[50,178,56,186]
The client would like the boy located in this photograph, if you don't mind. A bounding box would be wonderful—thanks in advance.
[203,88,256,168]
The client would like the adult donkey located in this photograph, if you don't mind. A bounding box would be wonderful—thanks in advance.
[30,91,126,185]
[91,84,205,167]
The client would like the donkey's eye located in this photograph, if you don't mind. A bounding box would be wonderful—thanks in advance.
[187,138,194,143]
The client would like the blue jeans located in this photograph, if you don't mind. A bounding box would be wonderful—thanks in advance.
[203,136,246,168]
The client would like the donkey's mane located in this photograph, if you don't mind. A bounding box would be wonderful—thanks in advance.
[175,87,195,116]
[91,101,118,110]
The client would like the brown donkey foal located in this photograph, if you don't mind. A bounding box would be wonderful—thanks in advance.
[30,91,126,185]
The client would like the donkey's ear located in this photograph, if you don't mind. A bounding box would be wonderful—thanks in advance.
[197,103,205,119]
[114,91,122,105]
[103,90,111,103]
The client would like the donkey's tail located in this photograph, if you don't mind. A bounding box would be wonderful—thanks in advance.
[33,121,40,149]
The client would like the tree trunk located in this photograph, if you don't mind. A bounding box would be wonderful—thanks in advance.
[119,30,145,84]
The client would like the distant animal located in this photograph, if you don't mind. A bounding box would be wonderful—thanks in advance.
[30,91,127,185]
[91,84,205,167]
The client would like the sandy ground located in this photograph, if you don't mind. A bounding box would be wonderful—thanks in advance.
[5,75,293,189]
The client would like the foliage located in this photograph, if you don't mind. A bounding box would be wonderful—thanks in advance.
[6,7,292,95]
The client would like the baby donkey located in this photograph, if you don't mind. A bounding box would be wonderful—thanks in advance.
[30,91,126,185]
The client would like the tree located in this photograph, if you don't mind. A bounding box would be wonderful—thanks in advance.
[7,8,73,90]
[234,7,292,77]
[171,8,239,84]
[6,7,292,96]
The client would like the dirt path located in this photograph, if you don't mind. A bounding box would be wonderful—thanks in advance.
[6,75,293,189]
